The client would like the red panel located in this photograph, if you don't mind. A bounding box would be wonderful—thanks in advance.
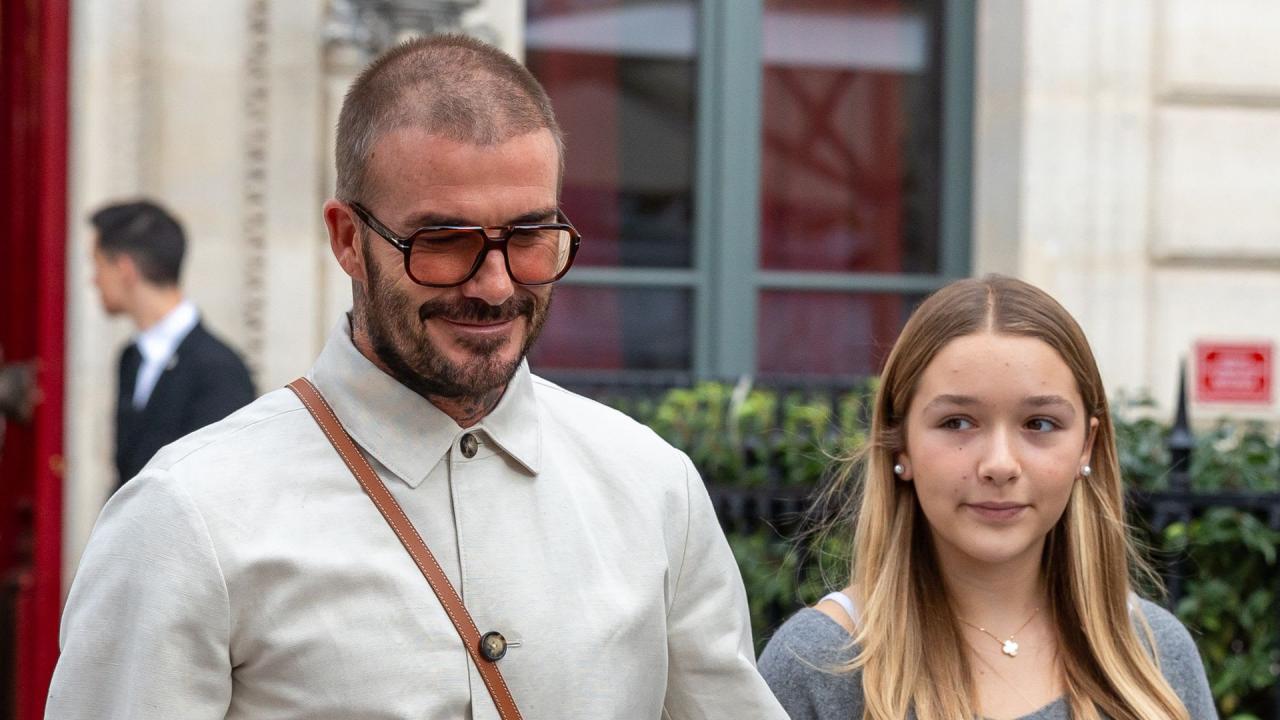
[528,48,623,268]
[757,290,914,376]
[529,285,693,372]
[29,0,70,714]
[759,0,908,274]
[757,0,925,376]
[0,0,69,716]
[0,8,39,712]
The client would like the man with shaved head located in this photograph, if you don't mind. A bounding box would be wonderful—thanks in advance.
[49,35,787,719]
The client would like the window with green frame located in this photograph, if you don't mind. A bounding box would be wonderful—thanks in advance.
[525,0,973,381]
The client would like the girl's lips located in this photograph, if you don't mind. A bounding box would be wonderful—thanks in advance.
[965,502,1028,522]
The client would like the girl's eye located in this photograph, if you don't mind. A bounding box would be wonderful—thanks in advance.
[1026,418,1058,432]
[941,417,974,430]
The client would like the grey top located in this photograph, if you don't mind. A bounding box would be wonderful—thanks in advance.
[759,597,1218,720]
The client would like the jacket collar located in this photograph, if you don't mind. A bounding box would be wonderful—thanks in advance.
[306,317,541,488]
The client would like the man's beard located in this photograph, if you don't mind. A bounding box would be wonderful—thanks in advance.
[358,248,551,402]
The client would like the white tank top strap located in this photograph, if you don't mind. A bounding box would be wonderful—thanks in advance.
[819,590,860,626]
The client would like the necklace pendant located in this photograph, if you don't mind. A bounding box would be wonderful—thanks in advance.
[1001,639,1019,657]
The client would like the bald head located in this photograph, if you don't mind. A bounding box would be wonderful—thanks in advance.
[335,34,563,203]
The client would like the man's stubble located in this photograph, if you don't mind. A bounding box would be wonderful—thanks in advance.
[355,242,552,404]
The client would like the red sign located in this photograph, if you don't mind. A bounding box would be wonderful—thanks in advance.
[1195,342,1273,404]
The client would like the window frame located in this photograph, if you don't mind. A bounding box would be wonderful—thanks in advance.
[549,0,975,379]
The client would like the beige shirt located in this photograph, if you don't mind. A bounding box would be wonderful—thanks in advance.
[48,319,787,719]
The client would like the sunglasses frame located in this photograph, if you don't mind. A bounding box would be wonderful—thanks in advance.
[349,201,582,288]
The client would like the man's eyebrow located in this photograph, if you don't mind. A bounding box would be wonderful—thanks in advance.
[400,207,559,230]
[400,212,470,228]
[507,208,560,225]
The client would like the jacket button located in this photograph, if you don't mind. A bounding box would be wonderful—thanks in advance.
[460,433,478,458]
[479,631,507,661]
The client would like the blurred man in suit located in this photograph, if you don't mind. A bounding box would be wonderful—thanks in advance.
[90,200,256,487]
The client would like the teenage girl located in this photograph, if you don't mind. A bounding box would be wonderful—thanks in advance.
[759,276,1216,720]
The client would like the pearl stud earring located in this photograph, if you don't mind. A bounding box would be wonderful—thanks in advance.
[893,463,905,476]
[1080,464,1092,478]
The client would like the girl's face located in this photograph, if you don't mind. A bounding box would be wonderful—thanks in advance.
[898,332,1097,570]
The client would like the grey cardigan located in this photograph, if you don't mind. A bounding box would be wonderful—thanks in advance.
[759,597,1218,719]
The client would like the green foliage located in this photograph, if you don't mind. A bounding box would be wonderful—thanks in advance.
[610,379,875,489]
[1112,398,1280,717]
[727,531,853,653]
[1190,422,1280,492]
[609,382,1280,718]
[1165,508,1280,718]
[1113,392,1280,493]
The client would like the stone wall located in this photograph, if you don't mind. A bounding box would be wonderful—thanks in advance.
[974,0,1280,423]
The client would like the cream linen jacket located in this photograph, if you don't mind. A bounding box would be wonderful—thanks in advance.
[48,319,787,720]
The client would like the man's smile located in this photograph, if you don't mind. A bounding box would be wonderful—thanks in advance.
[435,316,519,338]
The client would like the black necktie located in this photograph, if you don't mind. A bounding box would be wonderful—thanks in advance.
[120,343,142,406]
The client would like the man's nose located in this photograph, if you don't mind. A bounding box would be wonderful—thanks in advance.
[459,247,515,306]
[978,426,1021,485]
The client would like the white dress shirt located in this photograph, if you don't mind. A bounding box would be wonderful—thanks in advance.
[131,299,198,409]
[49,317,788,719]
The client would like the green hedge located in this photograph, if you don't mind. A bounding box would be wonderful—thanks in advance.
[1116,399,1280,717]
[605,383,1280,720]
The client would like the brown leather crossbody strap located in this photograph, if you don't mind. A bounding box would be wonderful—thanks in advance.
[287,378,524,720]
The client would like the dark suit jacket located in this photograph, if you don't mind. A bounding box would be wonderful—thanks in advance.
[115,321,256,486]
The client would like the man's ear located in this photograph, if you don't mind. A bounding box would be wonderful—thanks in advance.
[323,199,367,283]
[114,253,141,284]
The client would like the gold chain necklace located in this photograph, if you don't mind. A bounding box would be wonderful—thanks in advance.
[959,607,1040,657]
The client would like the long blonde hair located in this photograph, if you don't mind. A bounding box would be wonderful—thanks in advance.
[817,275,1189,719]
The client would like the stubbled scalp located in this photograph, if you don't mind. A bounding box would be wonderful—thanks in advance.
[335,34,564,204]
